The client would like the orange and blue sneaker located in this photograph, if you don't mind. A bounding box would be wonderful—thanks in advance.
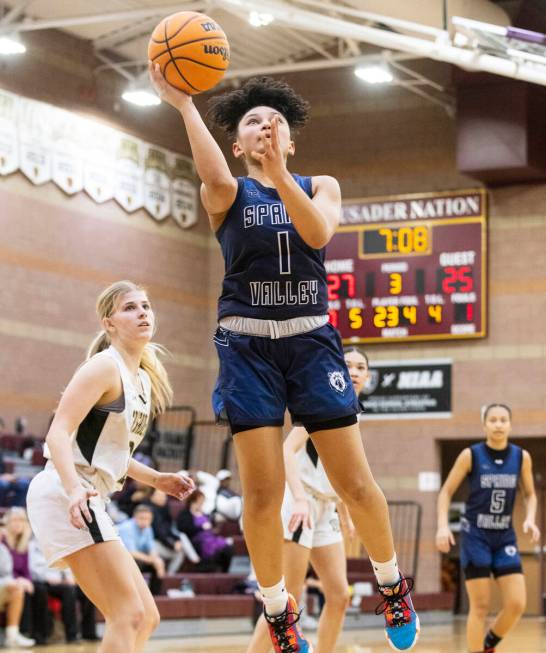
[375,576,420,651]
[264,594,314,653]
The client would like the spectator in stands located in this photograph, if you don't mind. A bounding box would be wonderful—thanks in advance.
[214,469,243,522]
[177,490,234,573]
[112,478,154,519]
[1,508,37,644]
[118,504,165,595]
[0,452,31,507]
[28,538,79,644]
[149,489,200,573]
[0,540,35,647]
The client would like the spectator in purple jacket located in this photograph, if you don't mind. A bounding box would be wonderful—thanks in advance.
[176,490,234,573]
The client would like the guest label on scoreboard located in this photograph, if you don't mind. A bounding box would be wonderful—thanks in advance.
[327,189,487,343]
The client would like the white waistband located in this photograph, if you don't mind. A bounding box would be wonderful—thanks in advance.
[219,315,329,339]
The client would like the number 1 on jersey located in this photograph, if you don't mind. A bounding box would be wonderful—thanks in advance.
[278,231,291,275]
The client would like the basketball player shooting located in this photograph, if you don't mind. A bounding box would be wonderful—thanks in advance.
[149,66,420,652]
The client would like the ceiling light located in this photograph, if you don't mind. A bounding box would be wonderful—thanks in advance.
[249,11,274,27]
[122,76,160,107]
[354,65,393,84]
[0,35,26,55]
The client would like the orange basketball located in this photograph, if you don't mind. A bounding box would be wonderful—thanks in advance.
[148,11,230,95]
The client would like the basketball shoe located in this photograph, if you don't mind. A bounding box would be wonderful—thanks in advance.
[375,575,420,651]
[264,593,313,652]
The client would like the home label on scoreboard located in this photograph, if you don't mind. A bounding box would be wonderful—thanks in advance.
[326,189,487,343]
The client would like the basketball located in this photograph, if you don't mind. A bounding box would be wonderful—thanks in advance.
[148,11,230,95]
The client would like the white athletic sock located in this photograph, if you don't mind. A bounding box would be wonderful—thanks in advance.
[370,554,400,586]
[259,577,288,617]
[6,626,19,636]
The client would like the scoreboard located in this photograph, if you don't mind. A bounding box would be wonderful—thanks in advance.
[326,189,487,344]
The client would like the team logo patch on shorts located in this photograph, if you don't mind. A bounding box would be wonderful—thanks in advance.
[328,370,347,394]
[505,545,517,557]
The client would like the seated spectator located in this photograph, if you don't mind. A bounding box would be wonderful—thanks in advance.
[118,504,164,595]
[0,541,35,647]
[28,538,98,643]
[149,489,200,573]
[0,451,31,508]
[214,469,243,522]
[1,508,36,646]
[176,490,234,573]
[112,478,154,518]
[28,537,78,644]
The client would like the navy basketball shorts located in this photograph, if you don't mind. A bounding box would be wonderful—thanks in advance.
[461,524,523,579]
[212,322,360,431]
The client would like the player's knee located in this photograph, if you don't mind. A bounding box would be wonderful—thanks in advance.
[325,585,351,611]
[141,604,161,633]
[109,603,146,631]
[469,598,489,619]
[244,485,283,515]
[337,479,380,508]
[505,595,525,615]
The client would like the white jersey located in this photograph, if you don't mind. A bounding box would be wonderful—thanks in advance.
[44,346,152,497]
[296,439,337,500]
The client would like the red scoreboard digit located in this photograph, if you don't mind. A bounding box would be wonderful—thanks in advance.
[326,189,487,343]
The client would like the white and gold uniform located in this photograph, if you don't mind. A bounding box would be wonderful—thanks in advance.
[281,439,342,549]
[27,346,151,568]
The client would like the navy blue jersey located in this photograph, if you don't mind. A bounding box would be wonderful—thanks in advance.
[215,175,329,321]
[465,443,522,530]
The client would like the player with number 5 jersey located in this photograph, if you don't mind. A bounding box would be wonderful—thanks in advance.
[436,404,540,653]
[149,68,419,652]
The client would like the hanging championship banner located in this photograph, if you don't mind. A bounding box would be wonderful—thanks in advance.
[144,145,171,221]
[0,88,198,228]
[171,154,198,228]
[51,110,84,195]
[83,122,116,204]
[0,91,19,175]
[114,136,143,212]
[18,97,52,185]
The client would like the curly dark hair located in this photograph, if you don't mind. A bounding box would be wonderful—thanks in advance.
[207,76,310,139]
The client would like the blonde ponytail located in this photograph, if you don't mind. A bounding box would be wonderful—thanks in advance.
[88,280,173,416]
[140,342,173,416]
[86,330,111,360]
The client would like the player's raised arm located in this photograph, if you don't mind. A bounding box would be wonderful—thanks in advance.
[253,115,340,248]
[148,62,237,226]
[436,447,472,552]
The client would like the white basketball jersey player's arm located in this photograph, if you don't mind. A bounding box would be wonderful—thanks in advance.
[436,448,472,553]
[283,426,312,531]
[127,458,194,501]
[46,355,121,496]
[336,501,356,538]
[520,450,540,542]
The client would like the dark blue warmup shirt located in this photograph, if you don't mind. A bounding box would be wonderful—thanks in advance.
[215,175,329,321]
[465,443,522,530]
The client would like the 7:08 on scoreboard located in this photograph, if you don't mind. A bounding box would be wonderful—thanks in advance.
[326,189,487,344]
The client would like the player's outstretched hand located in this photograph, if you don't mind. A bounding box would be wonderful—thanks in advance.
[148,61,192,110]
[523,519,540,543]
[155,471,195,501]
[288,498,312,532]
[68,485,99,530]
[435,526,455,553]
